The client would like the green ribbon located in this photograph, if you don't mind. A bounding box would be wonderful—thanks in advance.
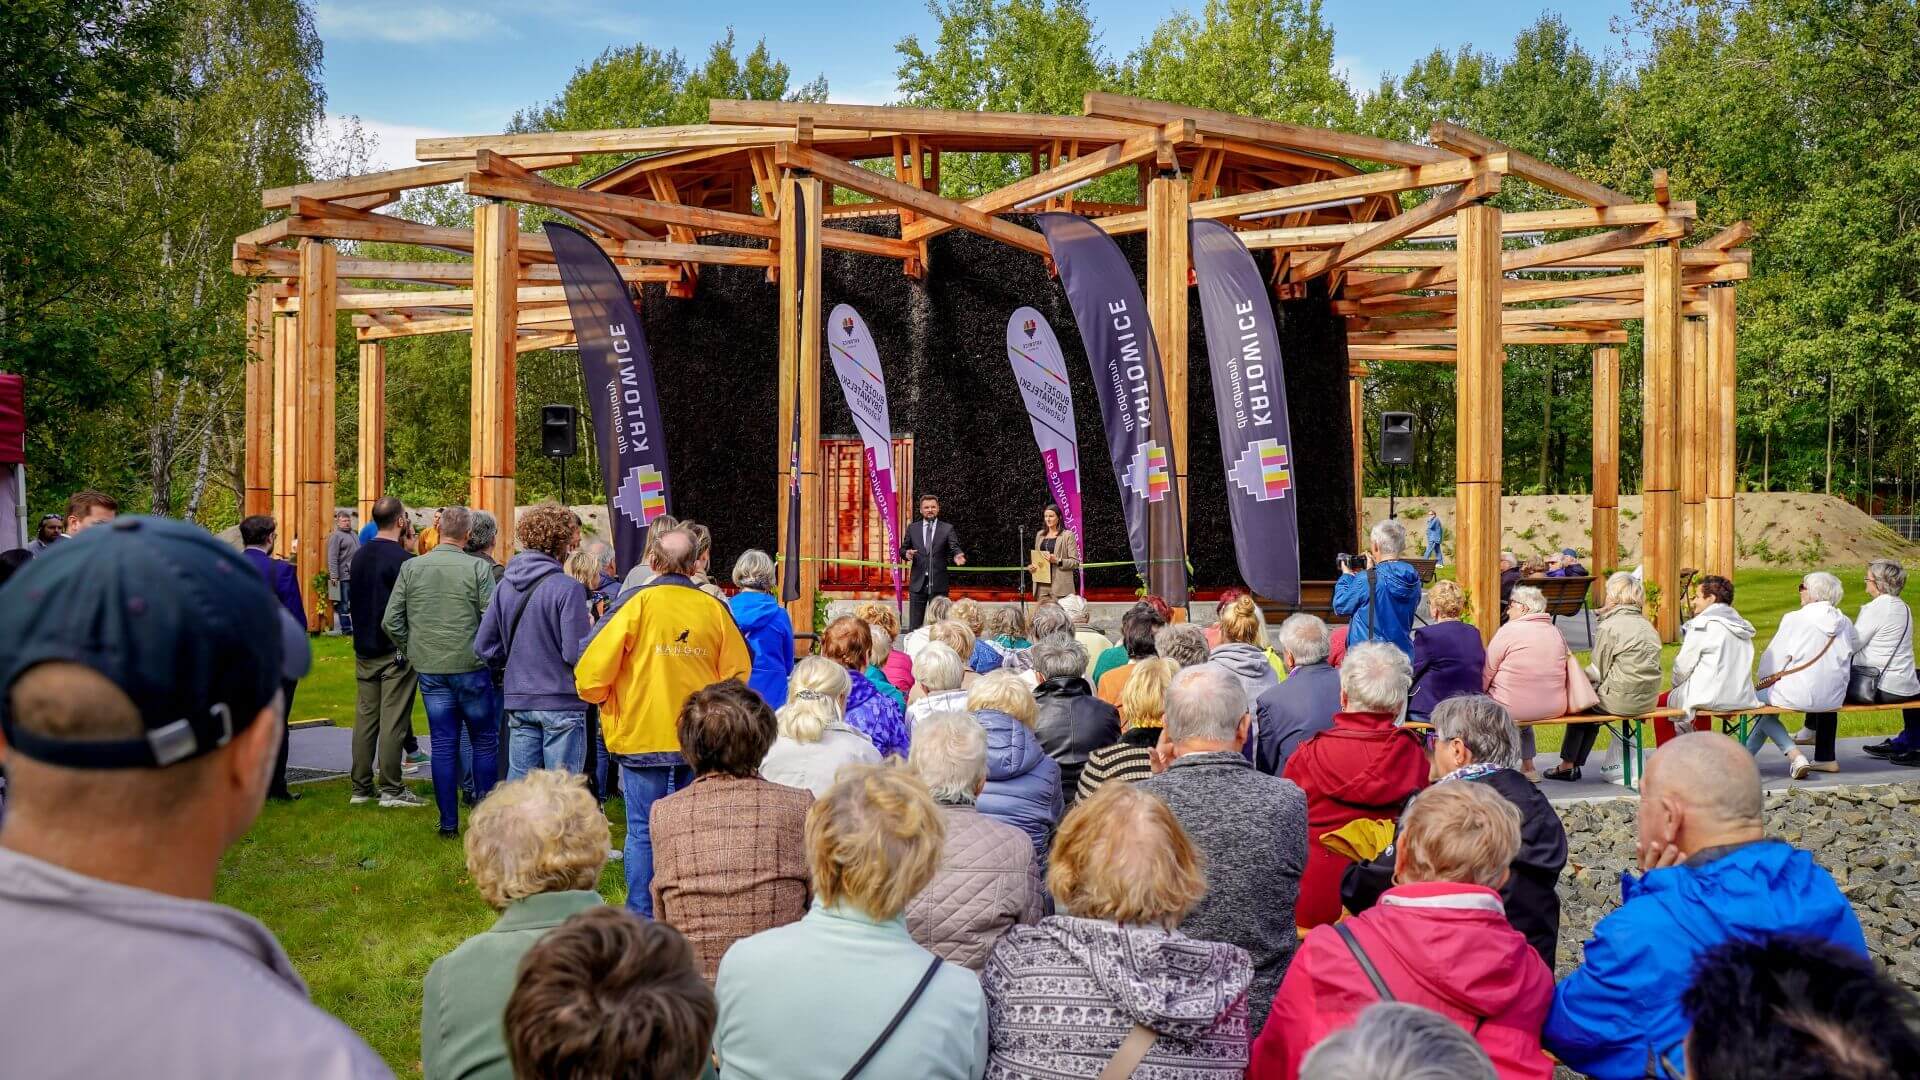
[774,555,1175,572]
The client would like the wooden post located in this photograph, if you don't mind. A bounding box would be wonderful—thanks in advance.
[243,285,274,517]
[271,312,299,560]
[1349,370,1367,548]
[1705,285,1738,578]
[1591,346,1621,605]
[1643,243,1683,640]
[1146,174,1190,534]
[296,239,337,632]
[471,200,519,565]
[1455,203,1503,643]
[358,341,386,525]
[777,174,825,636]
[1680,316,1709,572]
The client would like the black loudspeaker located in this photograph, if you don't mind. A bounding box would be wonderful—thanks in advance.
[541,404,578,459]
[1380,411,1415,466]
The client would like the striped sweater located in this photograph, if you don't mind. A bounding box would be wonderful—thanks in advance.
[1075,725,1162,801]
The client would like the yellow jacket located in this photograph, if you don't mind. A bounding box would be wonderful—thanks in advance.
[575,577,753,755]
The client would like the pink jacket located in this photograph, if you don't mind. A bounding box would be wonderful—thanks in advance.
[1483,612,1570,723]
[1250,882,1555,1080]
[881,649,916,695]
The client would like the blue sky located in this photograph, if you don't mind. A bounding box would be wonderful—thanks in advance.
[316,1,1639,170]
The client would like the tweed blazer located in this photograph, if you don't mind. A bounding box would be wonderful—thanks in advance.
[650,773,814,980]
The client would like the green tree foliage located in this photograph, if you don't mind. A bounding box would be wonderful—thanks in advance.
[1118,0,1354,128]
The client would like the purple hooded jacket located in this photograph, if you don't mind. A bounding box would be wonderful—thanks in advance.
[474,551,591,712]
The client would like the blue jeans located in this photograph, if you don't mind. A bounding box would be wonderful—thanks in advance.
[615,755,693,916]
[508,709,588,778]
[1425,540,1442,562]
[420,670,500,831]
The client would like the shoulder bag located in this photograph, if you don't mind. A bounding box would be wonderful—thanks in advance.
[840,955,944,1080]
[1848,608,1911,705]
[1336,922,1487,1035]
[1096,1024,1159,1080]
[1755,632,1837,692]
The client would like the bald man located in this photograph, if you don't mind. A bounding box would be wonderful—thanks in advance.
[574,526,751,915]
[1543,733,1866,1080]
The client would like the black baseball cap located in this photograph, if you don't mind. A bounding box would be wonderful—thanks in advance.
[0,515,310,769]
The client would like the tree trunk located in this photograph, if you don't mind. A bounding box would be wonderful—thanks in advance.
[1824,370,1835,495]
[183,431,211,523]
[1538,359,1552,491]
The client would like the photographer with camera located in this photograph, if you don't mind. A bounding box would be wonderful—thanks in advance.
[1332,520,1423,658]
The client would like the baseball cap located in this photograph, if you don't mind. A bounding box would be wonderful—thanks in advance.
[1559,547,1579,559]
[0,516,310,769]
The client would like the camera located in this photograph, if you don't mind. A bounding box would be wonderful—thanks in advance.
[1338,552,1371,573]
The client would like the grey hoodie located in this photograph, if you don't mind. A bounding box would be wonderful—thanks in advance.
[983,916,1252,1077]
[0,846,392,1078]
[1208,645,1281,714]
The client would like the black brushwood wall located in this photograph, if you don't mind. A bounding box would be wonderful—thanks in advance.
[637,214,1354,594]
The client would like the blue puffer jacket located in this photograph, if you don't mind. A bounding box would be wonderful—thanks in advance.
[728,589,794,709]
[1544,839,1866,1080]
[975,709,1064,873]
[1333,559,1423,656]
[842,671,910,760]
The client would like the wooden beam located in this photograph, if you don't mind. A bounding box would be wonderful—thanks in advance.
[1084,91,1454,168]
[1681,315,1710,572]
[262,154,578,208]
[1643,243,1683,641]
[243,286,274,517]
[1705,286,1738,578]
[417,123,875,161]
[470,201,518,565]
[1429,121,1633,207]
[515,331,575,353]
[711,98,1144,143]
[283,285,569,312]
[1293,173,1499,279]
[1239,201,1693,251]
[1346,346,1458,363]
[474,151,658,243]
[271,314,298,559]
[357,342,385,524]
[1333,246,1744,271]
[295,240,336,632]
[777,143,1050,257]
[355,305,574,341]
[1101,153,1503,236]
[776,174,825,631]
[1341,218,1689,300]
[1146,174,1190,527]
[900,124,1181,244]
[1592,346,1621,599]
[328,258,677,285]
[1700,221,1753,250]
[1349,329,1628,345]
[1455,203,1503,646]
[284,207,778,266]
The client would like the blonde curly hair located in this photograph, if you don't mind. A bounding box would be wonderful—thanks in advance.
[466,770,610,910]
[949,597,986,636]
[807,764,944,920]
[852,601,900,638]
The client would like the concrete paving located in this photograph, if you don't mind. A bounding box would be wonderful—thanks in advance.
[1531,733,1920,802]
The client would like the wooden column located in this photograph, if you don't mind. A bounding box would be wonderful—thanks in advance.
[271,312,299,560]
[358,341,386,525]
[1591,346,1621,605]
[1146,174,1190,533]
[1705,285,1738,578]
[1643,243,1683,640]
[1349,369,1367,548]
[1455,203,1503,643]
[1679,316,1709,572]
[470,200,519,565]
[776,174,824,636]
[296,239,337,632]
[243,285,274,517]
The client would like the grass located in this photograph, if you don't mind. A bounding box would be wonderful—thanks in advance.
[224,568,1906,1072]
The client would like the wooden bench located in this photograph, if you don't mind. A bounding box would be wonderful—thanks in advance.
[1405,557,1439,584]
[1408,700,1920,790]
[1517,574,1596,639]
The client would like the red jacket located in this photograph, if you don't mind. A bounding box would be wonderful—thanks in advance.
[1250,883,1555,1080]
[1282,710,1428,927]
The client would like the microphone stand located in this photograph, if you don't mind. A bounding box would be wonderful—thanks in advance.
[1017,524,1028,617]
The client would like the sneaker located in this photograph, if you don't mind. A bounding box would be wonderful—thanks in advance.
[379,790,427,808]
[1805,760,1841,774]
[403,760,426,775]
[1792,727,1815,745]
[1789,756,1811,781]
[349,794,374,805]
[1891,750,1920,768]
[1863,739,1908,760]
[437,828,460,840]
[403,749,430,766]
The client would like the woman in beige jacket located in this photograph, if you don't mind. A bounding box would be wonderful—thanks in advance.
[1029,504,1081,602]
[1545,573,1662,782]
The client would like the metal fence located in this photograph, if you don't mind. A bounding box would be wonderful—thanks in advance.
[1876,516,1920,541]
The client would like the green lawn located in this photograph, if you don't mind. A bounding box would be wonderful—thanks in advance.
[227,568,1907,1072]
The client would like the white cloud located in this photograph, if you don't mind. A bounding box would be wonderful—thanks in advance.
[315,1,504,44]
[1334,52,1383,97]
[318,114,467,173]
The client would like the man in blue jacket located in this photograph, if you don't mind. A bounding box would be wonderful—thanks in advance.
[1332,519,1422,657]
[1544,732,1866,1079]
[239,514,305,801]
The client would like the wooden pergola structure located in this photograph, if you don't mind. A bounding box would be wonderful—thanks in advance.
[234,94,1748,641]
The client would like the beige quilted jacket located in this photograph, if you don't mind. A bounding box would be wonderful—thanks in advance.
[906,802,1047,971]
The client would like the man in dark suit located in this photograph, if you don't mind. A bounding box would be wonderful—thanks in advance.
[899,494,965,631]
[240,514,305,800]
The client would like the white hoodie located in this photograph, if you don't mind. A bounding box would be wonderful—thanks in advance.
[1669,603,1761,717]
[1757,600,1856,713]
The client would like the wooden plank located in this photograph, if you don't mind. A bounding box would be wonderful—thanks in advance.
[1146,175,1190,526]
[1084,91,1453,168]
[1100,153,1502,236]
[416,124,875,161]
[1341,218,1689,300]
[775,175,825,630]
[711,98,1143,143]
[1238,201,1692,250]
[1429,121,1632,207]
[272,314,298,558]
[470,201,518,564]
[1643,243,1682,640]
[357,342,384,524]
[329,259,677,285]
[1592,345,1621,596]
[1455,203,1503,644]
[243,286,275,517]
[262,154,578,208]
[1700,221,1753,250]
[1292,173,1499,280]
[1681,316,1710,572]
[356,305,574,341]
[777,143,1050,257]
[1349,329,1629,345]
[295,240,337,632]
[1346,346,1458,362]
[1705,286,1738,578]
[585,144,754,192]
[1333,246,1743,271]
[283,285,570,312]
[515,331,575,353]
[900,124,1179,244]
[285,210,778,266]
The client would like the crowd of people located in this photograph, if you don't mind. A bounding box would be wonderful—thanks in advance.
[2,502,1919,1080]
